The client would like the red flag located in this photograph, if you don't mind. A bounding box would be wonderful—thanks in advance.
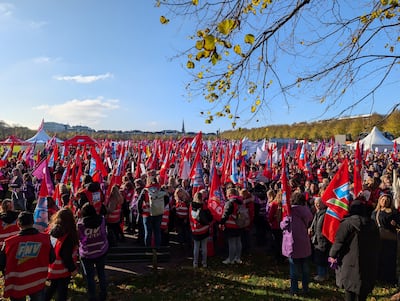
[159,143,172,186]
[393,140,398,162]
[298,142,306,170]
[321,159,350,243]
[353,140,362,197]
[134,145,142,179]
[90,146,108,178]
[37,118,44,132]
[281,146,291,217]
[190,131,203,153]
[294,143,301,163]
[208,160,225,221]
[189,148,205,196]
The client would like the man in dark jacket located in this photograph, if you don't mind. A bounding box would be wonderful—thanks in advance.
[329,199,380,301]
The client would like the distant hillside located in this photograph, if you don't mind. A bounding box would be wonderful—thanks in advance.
[1,111,399,141]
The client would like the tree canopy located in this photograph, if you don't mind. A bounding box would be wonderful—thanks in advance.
[157,0,400,128]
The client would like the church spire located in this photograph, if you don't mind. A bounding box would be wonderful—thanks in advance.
[182,120,185,134]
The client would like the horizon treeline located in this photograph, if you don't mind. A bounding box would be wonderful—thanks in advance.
[1,111,399,142]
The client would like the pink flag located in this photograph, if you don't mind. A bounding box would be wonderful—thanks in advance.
[353,140,362,197]
[281,146,291,217]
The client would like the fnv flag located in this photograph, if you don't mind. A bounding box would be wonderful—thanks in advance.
[33,179,49,233]
[321,159,350,243]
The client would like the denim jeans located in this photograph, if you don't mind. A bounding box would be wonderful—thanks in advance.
[228,236,242,261]
[193,237,208,266]
[288,257,310,294]
[81,255,107,301]
[143,215,162,248]
[317,265,328,277]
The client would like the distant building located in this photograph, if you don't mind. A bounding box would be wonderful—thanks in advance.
[43,122,95,133]
[44,122,69,132]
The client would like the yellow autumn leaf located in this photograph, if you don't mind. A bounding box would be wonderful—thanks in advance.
[192,0,199,5]
[195,40,204,50]
[255,99,261,105]
[197,72,203,79]
[211,52,220,65]
[196,51,205,60]
[244,34,255,44]
[217,19,235,35]
[234,44,242,55]
[204,35,216,51]
[187,61,195,69]
[159,16,169,24]
[251,105,256,113]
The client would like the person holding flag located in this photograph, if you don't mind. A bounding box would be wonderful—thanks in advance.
[321,159,351,243]
[328,197,380,301]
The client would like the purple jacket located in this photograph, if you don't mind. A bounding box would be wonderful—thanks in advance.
[280,205,313,259]
[78,215,109,259]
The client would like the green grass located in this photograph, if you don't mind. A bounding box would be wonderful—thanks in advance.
[73,250,398,300]
[1,250,398,300]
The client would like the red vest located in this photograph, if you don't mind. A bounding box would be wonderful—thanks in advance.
[0,218,20,248]
[106,203,122,224]
[225,202,240,229]
[47,234,78,279]
[4,231,52,298]
[189,204,209,235]
[160,204,170,230]
[175,200,189,219]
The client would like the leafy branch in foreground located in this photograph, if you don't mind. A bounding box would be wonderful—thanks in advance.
[157,0,400,128]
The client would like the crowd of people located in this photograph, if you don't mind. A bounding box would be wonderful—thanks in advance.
[0,141,399,300]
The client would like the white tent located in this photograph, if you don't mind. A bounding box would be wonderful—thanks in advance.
[359,126,393,152]
[25,128,63,144]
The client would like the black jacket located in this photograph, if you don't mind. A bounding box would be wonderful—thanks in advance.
[329,214,379,294]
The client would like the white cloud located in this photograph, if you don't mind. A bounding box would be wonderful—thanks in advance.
[34,98,119,128]
[29,20,47,29]
[0,3,14,18]
[54,72,113,84]
[33,56,53,64]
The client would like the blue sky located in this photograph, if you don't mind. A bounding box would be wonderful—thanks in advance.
[0,1,397,134]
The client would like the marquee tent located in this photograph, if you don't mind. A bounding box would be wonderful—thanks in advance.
[0,135,30,145]
[359,126,393,152]
[25,128,63,144]
[62,135,98,147]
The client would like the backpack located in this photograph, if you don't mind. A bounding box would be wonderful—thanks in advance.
[235,203,250,228]
[146,187,166,216]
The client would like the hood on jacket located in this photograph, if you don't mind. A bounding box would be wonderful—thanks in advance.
[87,181,101,192]
[82,215,103,229]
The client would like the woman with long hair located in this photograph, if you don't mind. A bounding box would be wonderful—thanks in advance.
[105,184,125,246]
[371,193,400,284]
[45,207,79,301]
